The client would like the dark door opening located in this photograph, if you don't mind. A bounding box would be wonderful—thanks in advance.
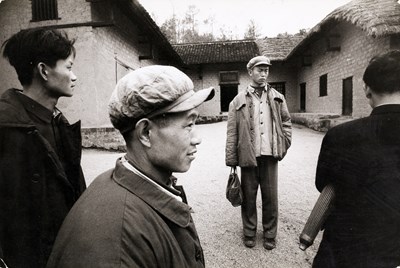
[220,85,238,112]
[300,83,306,112]
[342,77,353,115]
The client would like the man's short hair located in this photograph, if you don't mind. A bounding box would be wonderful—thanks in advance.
[2,28,76,86]
[363,50,400,94]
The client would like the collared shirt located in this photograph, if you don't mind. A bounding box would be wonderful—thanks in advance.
[121,156,183,202]
[249,86,273,156]
[16,92,64,160]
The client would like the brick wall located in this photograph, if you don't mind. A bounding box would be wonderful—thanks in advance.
[268,62,298,112]
[292,21,389,117]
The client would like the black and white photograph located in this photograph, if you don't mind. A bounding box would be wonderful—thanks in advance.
[0,0,400,267]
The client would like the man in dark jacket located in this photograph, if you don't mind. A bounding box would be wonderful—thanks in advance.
[0,28,86,268]
[312,50,400,267]
[225,56,292,250]
[47,65,214,267]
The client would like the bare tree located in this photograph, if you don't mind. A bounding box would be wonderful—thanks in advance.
[244,19,262,39]
[160,5,218,43]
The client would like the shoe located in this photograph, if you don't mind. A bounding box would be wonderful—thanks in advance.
[263,238,276,250]
[243,236,256,248]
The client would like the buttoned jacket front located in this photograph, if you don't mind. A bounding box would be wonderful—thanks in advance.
[0,89,86,268]
[47,159,204,268]
[225,85,292,167]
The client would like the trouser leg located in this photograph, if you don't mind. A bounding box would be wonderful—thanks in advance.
[240,166,259,237]
[259,156,278,239]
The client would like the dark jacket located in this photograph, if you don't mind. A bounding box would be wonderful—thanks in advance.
[313,104,400,268]
[0,89,86,268]
[226,85,292,167]
[47,158,204,268]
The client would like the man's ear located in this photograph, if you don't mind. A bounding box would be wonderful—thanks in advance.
[37,62,49,81]
[364,84,372,99]
[135,118,152,147]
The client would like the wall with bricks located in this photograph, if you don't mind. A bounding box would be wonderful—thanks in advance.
[268,62,298,112]
[291,21,390,118]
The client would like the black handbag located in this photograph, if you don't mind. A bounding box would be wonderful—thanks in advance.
[226,167,243,207]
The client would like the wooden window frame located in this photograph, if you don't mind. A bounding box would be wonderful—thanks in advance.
[302,54,312,67]
[219,71,239,85]
[326,34,341,52]
[269,82,286,96]
[31,0,59,22]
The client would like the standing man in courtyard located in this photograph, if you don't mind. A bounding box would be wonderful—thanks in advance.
[312,50,400,267]
[47,65,214,267]
[225,55,292,250]
[0,28,86,267]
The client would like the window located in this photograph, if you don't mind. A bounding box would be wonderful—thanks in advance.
[31,0,59,21]
[326,34,341,51]
[302,54,312,67]
[269,82,286,96]
[219,71,239,85]
[319,74,328,97]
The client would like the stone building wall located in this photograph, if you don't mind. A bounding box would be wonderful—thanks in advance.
[293,21,389,118]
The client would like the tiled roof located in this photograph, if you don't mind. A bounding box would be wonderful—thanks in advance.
[256,36,303,61]
[173,40,259,65]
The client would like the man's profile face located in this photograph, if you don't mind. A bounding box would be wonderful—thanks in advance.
[249,65,269,86]
[148,108,202,174]
[44,53,77,98]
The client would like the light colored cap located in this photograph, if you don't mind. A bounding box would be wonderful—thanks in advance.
[247,55,271,70]
[108,65,214,133]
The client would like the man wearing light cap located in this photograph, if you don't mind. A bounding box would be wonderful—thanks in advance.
[226,55,292,250]
[47,65,214,267]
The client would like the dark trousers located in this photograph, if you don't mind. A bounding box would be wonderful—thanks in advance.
[241,156,278,239]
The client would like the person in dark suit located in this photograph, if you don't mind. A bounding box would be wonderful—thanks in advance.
[0,28,86,268]
[312,50,400,268]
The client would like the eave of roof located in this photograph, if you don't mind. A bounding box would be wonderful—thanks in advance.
[117,0,183,64]
[286,0,400,59]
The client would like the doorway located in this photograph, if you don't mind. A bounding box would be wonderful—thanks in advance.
[342,77,353,115]
[220,85,238,112]
[300,83,306,112]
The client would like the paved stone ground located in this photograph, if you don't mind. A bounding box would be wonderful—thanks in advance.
[81,122,326,268]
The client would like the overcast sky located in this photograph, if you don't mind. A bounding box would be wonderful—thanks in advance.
[139,0,352,38]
